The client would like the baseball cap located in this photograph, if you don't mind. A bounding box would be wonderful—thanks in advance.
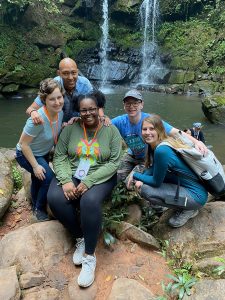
[193,122,202,128]
[123,89,143,102]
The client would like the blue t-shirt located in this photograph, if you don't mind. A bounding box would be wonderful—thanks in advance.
[17,107,63,156]
[133,145,208,205]
[112,112,173,159]
[34,75,93,122]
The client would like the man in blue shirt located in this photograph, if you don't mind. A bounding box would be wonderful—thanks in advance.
[112,89,207,183]
[26,58,93,123]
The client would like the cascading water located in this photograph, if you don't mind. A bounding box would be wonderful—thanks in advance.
[139,0,165,85]
[99,0,110,90]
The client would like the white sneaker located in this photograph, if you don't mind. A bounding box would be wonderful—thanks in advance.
[77,255,96,287]
[73,238,85,266]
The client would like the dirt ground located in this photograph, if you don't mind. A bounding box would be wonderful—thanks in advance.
[0,196,171,299]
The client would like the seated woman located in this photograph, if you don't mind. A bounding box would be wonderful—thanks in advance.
[47,93,122,288]
[15,78,64,221]
[129,114,208,228]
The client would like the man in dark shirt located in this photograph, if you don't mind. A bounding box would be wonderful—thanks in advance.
[190,122,205,144]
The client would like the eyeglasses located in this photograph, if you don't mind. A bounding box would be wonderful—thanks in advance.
[79,108,98,115]
[61,71,78,78]
[124,101,142,108]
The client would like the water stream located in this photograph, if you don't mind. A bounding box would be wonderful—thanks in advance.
[139,0,166,84]
[99,0,110,90]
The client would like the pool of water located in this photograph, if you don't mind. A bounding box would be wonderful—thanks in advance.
[0,87,225,163]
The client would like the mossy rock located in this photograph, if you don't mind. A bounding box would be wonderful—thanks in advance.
[112,0,141,12]
[202,93,225,124]
[2,84,19,93]
[168,70,195,84]
[170,55,208,72]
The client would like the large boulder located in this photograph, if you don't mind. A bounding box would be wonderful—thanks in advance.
[0,266,21,300]
[0,221,73,273]
[0,152,13,219]
[183,279,225,300]
[108,278,155,300]
[202,93,225,124]
[153,202,225,273]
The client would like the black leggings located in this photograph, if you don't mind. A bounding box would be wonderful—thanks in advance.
[47,174,117,255]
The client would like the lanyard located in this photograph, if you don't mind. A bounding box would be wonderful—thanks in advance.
[82,122,100,158]
[43,107,59,145]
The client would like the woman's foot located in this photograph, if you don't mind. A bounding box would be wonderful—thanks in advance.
[77,255,96,287]
[34,209,50,222]
[73,238,85,265]
[168,209,199,228]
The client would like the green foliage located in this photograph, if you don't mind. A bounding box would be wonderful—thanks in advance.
[213,257,225,276]
[1,0,64,14]
[12,163,22,191]
[110,22,142,49]
[164,273,197,299]
[158,239,198,299]
[102,182,141,246]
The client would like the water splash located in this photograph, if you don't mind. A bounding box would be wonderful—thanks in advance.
[99,0,110,90]
[139,0,165,84]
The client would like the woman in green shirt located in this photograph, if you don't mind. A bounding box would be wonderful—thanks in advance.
[48,93,122,288]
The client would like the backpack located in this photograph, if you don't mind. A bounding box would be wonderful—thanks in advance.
[159,133,225,197]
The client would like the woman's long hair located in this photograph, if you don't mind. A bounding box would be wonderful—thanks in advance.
[143,115,190,167]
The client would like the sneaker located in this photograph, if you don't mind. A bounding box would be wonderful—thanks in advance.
[168,209,199,228]
[77,255,96,288]
[34,209,50,222]
[73,238,85,266]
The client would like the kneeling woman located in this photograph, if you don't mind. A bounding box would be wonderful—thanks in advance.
[16,78,64,221]
[130,115,208,228]
[48,94,122,288]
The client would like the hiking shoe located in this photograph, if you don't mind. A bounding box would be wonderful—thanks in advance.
[168,209,199,228]
[34,209,50,222]
[151,204,168,215]
[77,255,96,287]
[73,238,85,266]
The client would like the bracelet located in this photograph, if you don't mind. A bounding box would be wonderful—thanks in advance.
[33,164,39,170]
[29,109,37,116]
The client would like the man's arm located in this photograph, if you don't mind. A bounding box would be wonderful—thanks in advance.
[169,128,208,154]
[26,101,44,125]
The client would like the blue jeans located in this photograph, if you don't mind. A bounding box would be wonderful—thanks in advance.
[16,149,54,211]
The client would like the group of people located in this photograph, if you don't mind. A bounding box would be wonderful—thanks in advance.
[15,57,208,288]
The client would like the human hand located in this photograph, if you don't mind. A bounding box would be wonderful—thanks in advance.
[135,181,143,191]
[194,141,208,155]
[68,117,80,125]
[31,110,44,125]
[33,164,46,180]
[62,182,77,200]
[76,182,88,196]
[126,173,134,190]
[100,116,111,127]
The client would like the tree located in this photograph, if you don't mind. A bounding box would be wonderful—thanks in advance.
[0,0,65,15]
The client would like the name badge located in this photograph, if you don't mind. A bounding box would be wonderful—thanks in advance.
[74,159,90,180]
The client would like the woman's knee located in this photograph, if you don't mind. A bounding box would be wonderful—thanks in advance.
[80,193,102,212]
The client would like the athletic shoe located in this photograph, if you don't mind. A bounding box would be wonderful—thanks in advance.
[77,255,96,287]
[34,209,50,222]
[168,209,199,228]
[73,238,85,266]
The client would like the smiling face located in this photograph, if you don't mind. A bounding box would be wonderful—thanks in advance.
[57,58,78,93]
[123,97,143,118]
[79,97,99,128]
[142,120,159,147]
[45,87,64,115]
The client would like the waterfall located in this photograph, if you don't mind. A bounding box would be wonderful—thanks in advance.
[139,0,164,85]
[100,0,109,90]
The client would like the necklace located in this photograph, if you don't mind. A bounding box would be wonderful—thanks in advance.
[82,122,100,158]
[43,107,59,145]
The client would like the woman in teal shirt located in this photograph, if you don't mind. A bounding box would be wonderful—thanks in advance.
[129,114,208,228]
